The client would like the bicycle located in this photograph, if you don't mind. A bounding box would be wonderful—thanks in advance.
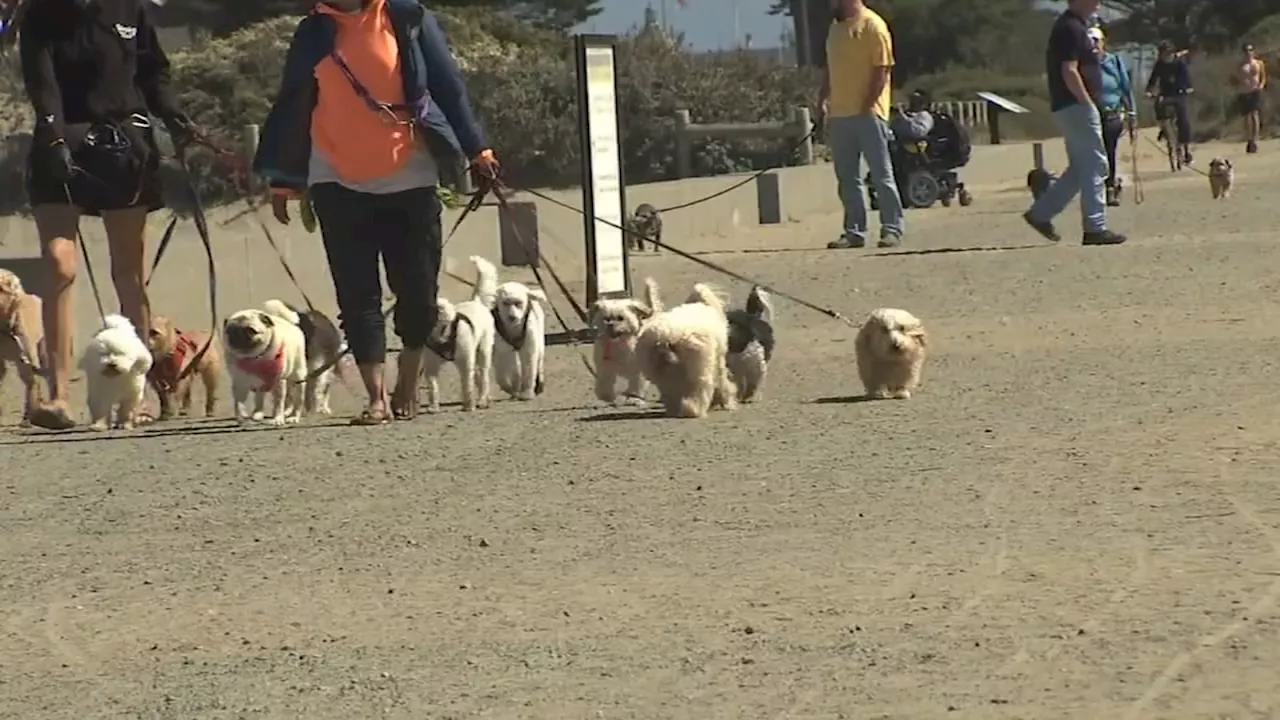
[1151,90,1192,172]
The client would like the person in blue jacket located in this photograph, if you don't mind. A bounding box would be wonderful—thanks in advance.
[1089,26,1135,206]
[253,0,499,424]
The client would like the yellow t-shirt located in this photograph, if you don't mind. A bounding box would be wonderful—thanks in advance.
[825,10,895,120]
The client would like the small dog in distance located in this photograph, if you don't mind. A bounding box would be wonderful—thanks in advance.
[625,203,662,252]
[1208,157,1234,199]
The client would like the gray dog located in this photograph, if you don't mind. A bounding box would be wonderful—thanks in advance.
[625,203,662,252]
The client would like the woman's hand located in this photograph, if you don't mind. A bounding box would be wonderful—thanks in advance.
[472,148,499,180]
[270,191,291,225]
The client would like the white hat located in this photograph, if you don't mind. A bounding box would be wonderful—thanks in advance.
[1087,27,1104,41]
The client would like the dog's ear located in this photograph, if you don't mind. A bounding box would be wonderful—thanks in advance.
[528,289,549,305]
[587,301,603,326]
[907,326,928,346]
[258,311,274,327]
[631,300,655,319]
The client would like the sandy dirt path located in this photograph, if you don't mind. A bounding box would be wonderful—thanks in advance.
[1,139,1278,719]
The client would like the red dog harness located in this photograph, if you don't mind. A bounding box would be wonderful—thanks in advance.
[235,348,286,391]
[147,331,200,390]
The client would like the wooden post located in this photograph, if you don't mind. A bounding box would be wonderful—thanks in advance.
[792,106,814,165]
[674,109,692,179]
[986,102,1002,144]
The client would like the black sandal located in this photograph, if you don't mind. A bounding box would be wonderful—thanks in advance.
[27,404,76,431]
[349,407,390,426]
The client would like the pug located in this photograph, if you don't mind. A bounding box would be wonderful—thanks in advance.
[222,299,307,426]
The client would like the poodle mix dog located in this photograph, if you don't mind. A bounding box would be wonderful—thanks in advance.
[284,303,346,416]
[625,203,663,252]
[422,255,497,413]
[725,286,775,402]
[855,307,928,400]
[0,269,45,423]
[146,315,221,420]
[81,314,153,430]
[1208,157,1234,199]
[492,280,547,401]
[222,299,308,426]
[590,277,662,406]
[635,283,737,418]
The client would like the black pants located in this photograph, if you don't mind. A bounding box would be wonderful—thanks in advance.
[1101,112,1124,188]
[1155,96,1192,145]
[309,183,442,365]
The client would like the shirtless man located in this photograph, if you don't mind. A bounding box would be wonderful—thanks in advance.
[1233,43,1266,153]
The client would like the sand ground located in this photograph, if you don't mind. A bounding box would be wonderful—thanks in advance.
[1,137,1279,719]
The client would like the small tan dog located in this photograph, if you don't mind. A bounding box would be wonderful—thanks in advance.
[0,269,45,423]
[146,315,221,420]
[855,308,928,399]
[1208,157,1234,199]
[590,277,662,406]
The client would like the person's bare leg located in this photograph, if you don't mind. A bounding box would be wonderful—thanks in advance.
[101,207,150,339]
[391,348,422,417]
[102,206,155,423]
[30,203,80,429]
[358,362,387,417]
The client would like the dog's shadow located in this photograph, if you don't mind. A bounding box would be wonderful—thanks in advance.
[811,395,879,404]
[578,409,665,422]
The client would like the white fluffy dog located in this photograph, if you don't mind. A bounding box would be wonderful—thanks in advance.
[590,277,662,406]
[423,255,497,412]
[635,283,737,418]
[492,280,547,401]
[80,314,152,430]
[222,299,308,425]
[855,308,928,399]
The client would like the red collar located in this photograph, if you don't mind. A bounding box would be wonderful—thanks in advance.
[147,331,200,388]
[235,347,285,390]
[602,337,626,361]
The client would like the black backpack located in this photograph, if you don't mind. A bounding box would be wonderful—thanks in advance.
[932,111,971,165]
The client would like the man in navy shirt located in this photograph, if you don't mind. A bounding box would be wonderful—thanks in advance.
[1024,0,1126,246]
[1145,41,1194,164]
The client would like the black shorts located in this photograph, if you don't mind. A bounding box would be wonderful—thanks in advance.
[1237,90,1263,115]
[25,115,164,216]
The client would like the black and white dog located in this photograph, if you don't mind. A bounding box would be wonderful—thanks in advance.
[725,286,774,402]
[284,303,346,416]
[625,203,662,252]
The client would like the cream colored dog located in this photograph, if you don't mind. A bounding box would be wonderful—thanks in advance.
[1209,157,1233,199]
[635,283,737,418]
[492,280,548,401]
[222,299,308,425]
[855,308,928,399]
[0,269,45,423]
[422,255,497,412]
[590,277,662,406]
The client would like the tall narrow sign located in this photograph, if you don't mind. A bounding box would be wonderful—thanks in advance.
[574,34,630,304]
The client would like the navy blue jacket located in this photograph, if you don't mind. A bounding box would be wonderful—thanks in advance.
[252,0,487,191]
[1145,57,1192,97]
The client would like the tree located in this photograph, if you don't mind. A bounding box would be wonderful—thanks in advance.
[1102,0,1280,49]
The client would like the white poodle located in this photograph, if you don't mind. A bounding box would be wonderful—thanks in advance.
[635,283,737,418]
[492,281,547,401]
[80,314,153,430]
[423,255,497,412]
[855,307,928,399]
[590,277,662,406]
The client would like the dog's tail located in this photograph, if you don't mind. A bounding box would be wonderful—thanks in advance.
[101,313,134,332]
[642,277,663,313]
[262,299,301,325]
[469,255,498,308]
[746,286,773,325]
[685,283,725,313]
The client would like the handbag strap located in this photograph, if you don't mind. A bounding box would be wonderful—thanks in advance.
[328,50,416,125]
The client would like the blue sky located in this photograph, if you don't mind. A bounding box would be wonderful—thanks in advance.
[576,0,788,51]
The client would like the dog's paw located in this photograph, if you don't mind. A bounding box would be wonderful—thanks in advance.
[285,415,301,425]
[515,391,535,401]
[891,389,912,399]
[119,421,135,430]
[251,411,266,421]
[616,394,647,407]
[88,420,109,431]
[266,416,287,426]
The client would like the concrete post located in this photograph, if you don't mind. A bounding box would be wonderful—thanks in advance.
[757,171,782,224]
[674,109,692,179]
[499,201,540,267]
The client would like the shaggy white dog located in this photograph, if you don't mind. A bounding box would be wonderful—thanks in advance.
[635,283,737,418]
[855,307,928,399]
[423,255,497,412]
[80,314,153,430]
[492,280,547,401]
[222,299,308,425]
[590,277,662,406]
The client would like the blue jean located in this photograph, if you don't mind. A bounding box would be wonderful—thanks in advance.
[828,114,904,239]
[1029,103,1107,233]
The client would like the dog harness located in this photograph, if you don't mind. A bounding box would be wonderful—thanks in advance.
[147,330,199,391]
[492,304,532,350]
[601,337,627,362]
[235,347,286,391]
[426,314,473,362]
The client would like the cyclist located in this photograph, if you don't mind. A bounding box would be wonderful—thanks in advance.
[1145,41,1194,165]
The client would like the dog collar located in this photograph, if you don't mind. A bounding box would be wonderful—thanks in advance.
[235,347,285,390]
[492,304,532,350]
[601,337,627,361]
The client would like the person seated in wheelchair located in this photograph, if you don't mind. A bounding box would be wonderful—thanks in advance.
[890,89,936,148]
[1145,41,1194,164]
